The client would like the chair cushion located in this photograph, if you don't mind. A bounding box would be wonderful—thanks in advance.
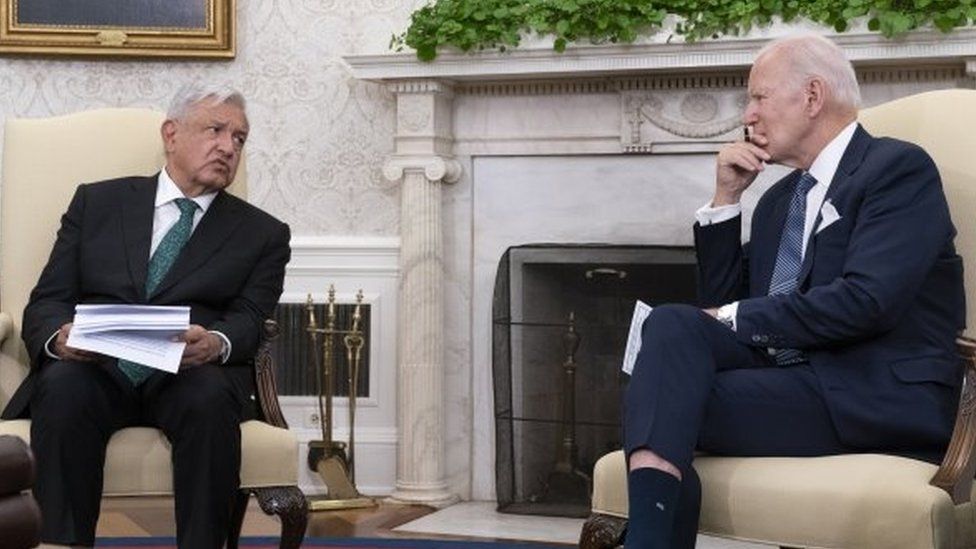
[0,419,297,494]
[592,449,976,549]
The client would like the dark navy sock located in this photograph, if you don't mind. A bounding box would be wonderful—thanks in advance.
[671,466,701,549]
[624,467,680,549]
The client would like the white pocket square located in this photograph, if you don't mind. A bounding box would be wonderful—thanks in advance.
[816,199,841,234]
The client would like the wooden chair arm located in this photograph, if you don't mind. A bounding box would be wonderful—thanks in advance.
[253,319,289,429]
[930,336,976,504]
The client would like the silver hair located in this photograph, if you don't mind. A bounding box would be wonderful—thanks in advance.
[166,83,247,121]
[756,33,861,111]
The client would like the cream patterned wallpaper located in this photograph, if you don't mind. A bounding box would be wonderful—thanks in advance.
[0,0,421,235]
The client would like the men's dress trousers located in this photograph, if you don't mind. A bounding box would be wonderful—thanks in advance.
[767,172,817,365]
[117,198,199,385]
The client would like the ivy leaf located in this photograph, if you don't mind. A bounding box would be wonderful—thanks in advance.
[556,19,571,34]
[934,13,963,31]
[417,44,437,62]
[554,36,567,52]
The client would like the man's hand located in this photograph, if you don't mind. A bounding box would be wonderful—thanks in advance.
[179,325,223,369]
[53,323,99,362]
[714,133,771,206]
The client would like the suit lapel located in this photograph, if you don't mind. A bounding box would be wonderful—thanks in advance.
[797,124,872,287]
[121,176,158,296]
[150,191,243,299]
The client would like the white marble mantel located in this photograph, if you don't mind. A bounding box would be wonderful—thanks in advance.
[343,26,976,502]
[346,26,976,81]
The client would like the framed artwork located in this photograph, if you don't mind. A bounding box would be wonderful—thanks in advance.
[0,0,235,58]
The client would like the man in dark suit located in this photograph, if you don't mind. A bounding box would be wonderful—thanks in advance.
[622,34,965,548]
[0,84,291,548]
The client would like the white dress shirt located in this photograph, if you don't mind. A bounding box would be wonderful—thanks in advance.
[697,122,859,329]
[151,168,216,256]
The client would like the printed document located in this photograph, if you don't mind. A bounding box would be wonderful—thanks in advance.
[66,304,190,373]
[621,300,653,375]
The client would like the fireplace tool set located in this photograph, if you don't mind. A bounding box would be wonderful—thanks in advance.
[305,286,375,511]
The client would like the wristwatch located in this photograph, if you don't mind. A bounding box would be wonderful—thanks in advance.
[716,304,736,331]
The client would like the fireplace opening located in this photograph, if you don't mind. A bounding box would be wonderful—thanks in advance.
[492,244,697,517]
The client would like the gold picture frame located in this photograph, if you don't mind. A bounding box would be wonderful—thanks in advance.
[0,0,235,59]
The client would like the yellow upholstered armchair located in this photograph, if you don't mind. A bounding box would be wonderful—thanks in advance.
[0,109,308,547]
[581,89,976,549]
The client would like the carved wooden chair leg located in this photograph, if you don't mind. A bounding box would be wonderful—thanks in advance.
[579,514,627,549]
[226,490,250,549]
[252,486,309,549]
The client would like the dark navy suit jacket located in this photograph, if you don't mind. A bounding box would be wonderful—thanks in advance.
[1,175,291,420]
[694,125,965,454]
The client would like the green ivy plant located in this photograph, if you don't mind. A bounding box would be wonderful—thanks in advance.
[391,0,976,61]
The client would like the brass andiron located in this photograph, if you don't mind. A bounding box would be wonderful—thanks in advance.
[306,286,375,511]
[535,312,591,508]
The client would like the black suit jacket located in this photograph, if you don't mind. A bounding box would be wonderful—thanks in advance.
[694,126,965,453]
[1,175,291,419]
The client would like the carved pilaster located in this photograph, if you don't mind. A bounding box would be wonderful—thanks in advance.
[385,79,461,507]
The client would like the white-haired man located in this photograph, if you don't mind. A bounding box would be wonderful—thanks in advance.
[1,84,291,548]
[623,34,964,548]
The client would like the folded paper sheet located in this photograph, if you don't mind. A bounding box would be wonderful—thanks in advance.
[621,300,652,375]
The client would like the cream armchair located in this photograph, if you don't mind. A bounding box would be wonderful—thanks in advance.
[581,89,976,549]
[0,108,307,548]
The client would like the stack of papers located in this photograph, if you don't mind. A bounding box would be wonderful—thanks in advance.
[66,304,191,373]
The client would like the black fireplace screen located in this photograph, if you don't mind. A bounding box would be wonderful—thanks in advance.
[492,244,698,517]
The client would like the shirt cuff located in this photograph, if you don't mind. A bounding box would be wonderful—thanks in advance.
[44,330,60,360]
[695,202,741,226]
[718,302,739,331]
[209,330,232,364]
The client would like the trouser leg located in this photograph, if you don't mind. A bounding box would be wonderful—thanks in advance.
[30,360,138,546]
[623,304,772,471]
[145,365,243,549]
[698,364,845,456]
[622,304,845,548]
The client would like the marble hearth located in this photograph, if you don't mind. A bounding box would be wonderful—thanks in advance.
[344,26,976,502]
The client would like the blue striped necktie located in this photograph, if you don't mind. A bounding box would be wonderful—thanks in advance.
[767,172,817,366]
[117,198,199,385]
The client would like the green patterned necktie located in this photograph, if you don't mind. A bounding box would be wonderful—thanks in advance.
[117,198,199,385]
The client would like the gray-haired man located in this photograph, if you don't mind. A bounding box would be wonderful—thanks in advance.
[2,84,291,548]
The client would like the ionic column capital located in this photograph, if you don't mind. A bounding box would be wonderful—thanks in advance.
[383,156,462,184]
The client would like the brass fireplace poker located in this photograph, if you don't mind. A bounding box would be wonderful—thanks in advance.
[535,312,591,506]
[305,286,374,511]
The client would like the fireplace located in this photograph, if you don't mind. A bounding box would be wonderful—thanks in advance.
[344,28,976,503]
[492,244,697,517]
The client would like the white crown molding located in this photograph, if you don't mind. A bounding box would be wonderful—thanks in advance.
[286,235,400,277]
[289,235,400,254]
[344,26,976,83]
